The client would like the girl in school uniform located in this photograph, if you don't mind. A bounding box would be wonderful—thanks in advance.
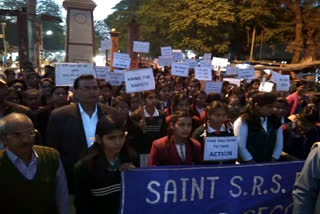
[234,92,283,163]
[149,110,202,166]
[192,101,235,164]
[192,100,234,148]
[130,90,167,166]
[191,90,207,123]
[73,116,136,214]
[157,83,172,111]
[165,91,201,132]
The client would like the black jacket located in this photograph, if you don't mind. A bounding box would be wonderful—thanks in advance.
[74,144,131,214]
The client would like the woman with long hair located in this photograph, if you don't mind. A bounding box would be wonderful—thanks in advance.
[192,101,234,154]
[234,92,283,163]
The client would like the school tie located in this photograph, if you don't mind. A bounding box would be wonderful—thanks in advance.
[179,144,185,161]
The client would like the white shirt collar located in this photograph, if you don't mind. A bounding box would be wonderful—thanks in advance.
[78,103,98,118]
[207,124,227,133]
[143,107,159,117]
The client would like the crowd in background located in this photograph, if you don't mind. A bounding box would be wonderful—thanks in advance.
[0,62,319,213]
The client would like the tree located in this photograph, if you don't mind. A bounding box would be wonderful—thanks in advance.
[105,0,320,61]
[0,0,65,51]
[277,0,320,63]
[105,0,147,53]
[139,0,236,56]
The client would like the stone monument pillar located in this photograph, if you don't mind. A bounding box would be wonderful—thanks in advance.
[63,0,96,62]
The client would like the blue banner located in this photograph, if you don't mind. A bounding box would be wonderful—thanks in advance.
[120,161,304,214]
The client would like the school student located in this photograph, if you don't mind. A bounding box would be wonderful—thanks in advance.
[149,110,202,166]
[191,90,207,122]
[157,83,171,111]
[234,92,283,163]
[165,92,201,132]
[192,101,234,148]
[130,90,167,166]
[73,116,136,214]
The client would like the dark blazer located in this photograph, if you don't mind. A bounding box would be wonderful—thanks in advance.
[149,136,202,166]
[45,103,122,193]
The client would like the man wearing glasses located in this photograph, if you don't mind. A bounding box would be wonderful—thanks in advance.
[0,113,71,214]
[45,74,122,193]
[0,78,32,149]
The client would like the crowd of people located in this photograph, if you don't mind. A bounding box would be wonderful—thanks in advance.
[0,62,319,213]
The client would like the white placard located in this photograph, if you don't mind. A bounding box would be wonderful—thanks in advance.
[185,59,197,68]
[226,66,239,76]
[171,62,189,77]
[277,75,290,91]
[114,69,125,82]
[271,71,281,83]
[204,136,238,161]
[95,66,110,80]
[158,55,173,67]
[106,71,124,86]
[259,82,274,92]
[238,67,255,80]
[203,53,212,61]
[113,53,131,69]
[195,67,212,81]
[199,61,212,67]
[161,46,172,56]
[212,57,228,71]
[101,39,112,51]
[55,63,95,86]
[205,81,223,94]
[139,154,150,168]
[172,50,184,61]
[124,68,155,93]
[133,41,150,53]
[223,78,241,86]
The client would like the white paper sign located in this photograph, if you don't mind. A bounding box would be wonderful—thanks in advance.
[139,154,150,168]
[133,41,150,53]
[238,67,255,80]
[95,66,110,80]
[226,66,239,76]
[204,137,238,161]
[259,82,274,92]
[172,62,189,77]
[223,78,241,86]
[277,75,290,91]
[199,61,212,67]
[161,46,172,56]
[101,39,112,51]
[271,71,281,83]
[195,67,212,81]
[185,59,197,68]
[172,50,184,61]
[113,53,131,69]
[55,63,95,86]
[124,68,155,93]
[114,69,125,82]
[205,81,223,94]
[106,71,124,86]
[204,53,212,61]
[158,55,173,67]
[212,57,228,71]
